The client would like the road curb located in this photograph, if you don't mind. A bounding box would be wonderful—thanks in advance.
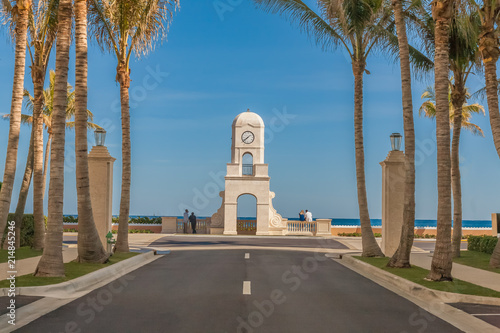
[0,251,159,298]
[342,254,500,306]
[338,255,500,333]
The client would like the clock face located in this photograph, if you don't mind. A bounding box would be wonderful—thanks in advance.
[242,131,255,144]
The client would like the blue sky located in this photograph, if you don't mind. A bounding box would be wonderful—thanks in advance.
[0,0,498,220]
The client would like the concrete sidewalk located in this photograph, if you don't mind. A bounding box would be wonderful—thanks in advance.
[334,237,500,293]
[0,233,165,280]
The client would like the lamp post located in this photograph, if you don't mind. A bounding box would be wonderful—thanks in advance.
[94,128,106,146]
[390,133,402,151]
[88,128,115,251]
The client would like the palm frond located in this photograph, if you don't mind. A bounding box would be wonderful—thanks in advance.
[253,0,346,53]
[0,0,15,38]
[23,89,34,113]
[461,121,484,136]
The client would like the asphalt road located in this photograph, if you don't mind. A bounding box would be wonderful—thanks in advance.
[149,235,350,249]
[15,249,461,333]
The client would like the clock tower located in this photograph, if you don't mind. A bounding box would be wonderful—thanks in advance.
[210,110,283,235]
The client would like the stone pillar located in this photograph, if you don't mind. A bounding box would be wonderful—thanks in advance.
[224,202,237,235]
[162,217,178,233]
[492,213,500,236]
[316,219,332,236]
[88,146,115,249]
[380,150,405,257]
[256,202,270,236]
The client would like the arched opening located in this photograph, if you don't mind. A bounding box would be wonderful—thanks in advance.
[237,194,257,235]
[242,153,253,176]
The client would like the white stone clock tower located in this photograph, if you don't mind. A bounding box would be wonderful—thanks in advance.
[210,110,283,235]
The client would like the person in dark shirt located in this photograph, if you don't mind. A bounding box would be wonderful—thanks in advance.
[189,212,197,234]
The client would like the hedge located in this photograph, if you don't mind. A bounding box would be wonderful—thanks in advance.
[2,214,39,248]
[63,215,78,223]
[468,235,499,254]
[67,216,162,224]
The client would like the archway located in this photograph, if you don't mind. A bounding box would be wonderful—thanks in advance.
[242,153,253,176]
[237,194,257,235]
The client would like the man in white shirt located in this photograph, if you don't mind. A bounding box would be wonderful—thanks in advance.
[305,210,313,222]
[183,209,189,233]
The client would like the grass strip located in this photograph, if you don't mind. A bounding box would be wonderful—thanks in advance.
[0,247,43,263]
[453,251,500,274]
[0,252,138,288]
[355,256,500,298]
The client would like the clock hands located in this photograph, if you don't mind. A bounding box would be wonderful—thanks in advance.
[242,132,254,143]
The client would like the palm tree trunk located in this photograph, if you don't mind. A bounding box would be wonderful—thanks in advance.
[42,133,52,198]
[479,27,500,268]
[33,78,46,251]
[352,59,384,257]
[451,76,465,259]
[387,0,416,268]
[74,0,108,263]
[427,0,454,281]
[13,126,35,248]
[35,0,72,277]
[115,61,131,253]
[0,1,30,245]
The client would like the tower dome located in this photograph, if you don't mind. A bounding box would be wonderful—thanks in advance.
[232,109,265,128]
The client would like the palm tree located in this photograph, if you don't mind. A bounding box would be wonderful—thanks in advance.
[0,0,32,248]
[421,84,485,258]
[74,0,108,263]
[4,74,101,248]
[420,86,485,134]
[468,0,500,269]
[34,0,72,277]
[89,0,179,252]
[386,0,416,268]
[448,10,482,258]
[27,0,59,251]
[410,2,483,264]
[425,0,455,282]
[253,0,432,256]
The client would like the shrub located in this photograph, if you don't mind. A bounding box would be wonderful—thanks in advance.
[468,235,498,254]
[128,216,162,225]
[63,215,78,223]
[128,229,153,233]
[337,232,362,237]
[3,214,36,248]
[413,234,436,239]
[111,229,153,234]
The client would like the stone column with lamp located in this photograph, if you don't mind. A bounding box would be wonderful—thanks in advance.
[88,128,116,249]
[380,133,405,257]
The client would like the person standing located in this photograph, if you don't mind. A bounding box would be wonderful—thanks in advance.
[189,212,197,234]
[305,210,313,222]
[183,209,189,233]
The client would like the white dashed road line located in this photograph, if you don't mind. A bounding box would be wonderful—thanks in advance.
[243,281,251,295]
[245,253,250,259]
[472,314,500,316]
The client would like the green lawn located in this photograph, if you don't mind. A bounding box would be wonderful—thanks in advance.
[0,252,138,288]
[0,246,43,263]
[355,256,500,298]
[453,251,500,274]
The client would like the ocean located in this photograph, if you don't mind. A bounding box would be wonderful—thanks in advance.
[62,215,492,228]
